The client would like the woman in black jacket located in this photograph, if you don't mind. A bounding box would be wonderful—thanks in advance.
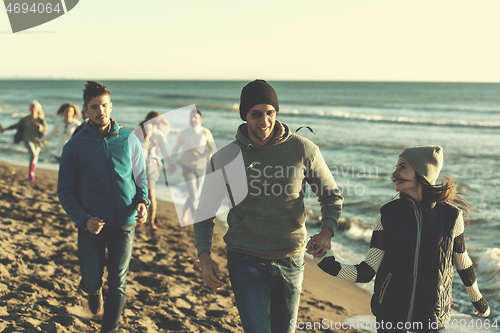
[1,100,47,181]
[310,146,490,332]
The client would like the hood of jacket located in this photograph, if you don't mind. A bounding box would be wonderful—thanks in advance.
[235,120,294,150]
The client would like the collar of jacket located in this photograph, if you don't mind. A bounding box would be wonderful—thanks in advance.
[399,192,437,210]
[236,120,315,150]
[84,118,122,139]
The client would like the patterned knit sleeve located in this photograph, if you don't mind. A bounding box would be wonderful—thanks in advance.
[314,213,385,283]
[453,213,490,317]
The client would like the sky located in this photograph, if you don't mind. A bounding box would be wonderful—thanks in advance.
[1,0,500,82]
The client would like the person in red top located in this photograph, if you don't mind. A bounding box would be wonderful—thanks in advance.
[2,100,47,181]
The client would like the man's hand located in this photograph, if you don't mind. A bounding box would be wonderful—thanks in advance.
[136,203,148,224]
[199,251,225,289]
[86,217,105,235]
[306,226,333,257]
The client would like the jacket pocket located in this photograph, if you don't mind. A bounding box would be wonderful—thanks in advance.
[290,253,305,270]
[378,272,392,304]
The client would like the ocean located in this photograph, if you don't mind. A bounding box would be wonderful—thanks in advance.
[0,80,498,324]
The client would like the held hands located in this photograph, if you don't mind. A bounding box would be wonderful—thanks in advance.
[306,226,334,257]
[86,217,105,235]
[136,203,148,224]
[199,251,225,289]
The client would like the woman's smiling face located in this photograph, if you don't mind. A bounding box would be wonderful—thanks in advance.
[392,156,422,198]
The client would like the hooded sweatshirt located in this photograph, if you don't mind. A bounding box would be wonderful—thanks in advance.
[193,121,343,260]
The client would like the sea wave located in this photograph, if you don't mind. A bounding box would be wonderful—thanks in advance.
[307,216,374,244]
[477,248,500,298]
[189,102,239,111]
[345,224,373,244]
[280,109,500,129]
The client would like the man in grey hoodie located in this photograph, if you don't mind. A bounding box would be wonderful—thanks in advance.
[193,79,343,333]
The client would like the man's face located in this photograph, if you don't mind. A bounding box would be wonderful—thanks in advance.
[245,104,277,145]
[85,94,112,129]
[190,111,201,127]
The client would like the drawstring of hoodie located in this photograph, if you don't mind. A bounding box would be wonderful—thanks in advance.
[244,125,315,150]
[292,126,315,136]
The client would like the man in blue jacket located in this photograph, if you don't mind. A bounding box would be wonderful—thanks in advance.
[58,81,149,333]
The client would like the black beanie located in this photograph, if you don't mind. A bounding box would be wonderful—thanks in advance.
[239,79,279,121]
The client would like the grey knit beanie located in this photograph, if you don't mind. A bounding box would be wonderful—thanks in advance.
[400,145,444,185]
[239,80,279,121]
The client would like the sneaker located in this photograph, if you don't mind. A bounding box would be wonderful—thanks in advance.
[88,288,103,315]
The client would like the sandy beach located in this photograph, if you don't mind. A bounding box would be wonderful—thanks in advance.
[0,161,371,333]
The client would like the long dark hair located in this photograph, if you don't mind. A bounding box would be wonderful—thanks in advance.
[416,174,471,225]
[57,103,81,118]
[137,111,162,148]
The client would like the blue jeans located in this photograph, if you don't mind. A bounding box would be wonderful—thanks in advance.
[227,251,305,333]
[78,224,135,333]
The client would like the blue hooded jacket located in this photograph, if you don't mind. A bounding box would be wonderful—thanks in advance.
[58,120,149,229]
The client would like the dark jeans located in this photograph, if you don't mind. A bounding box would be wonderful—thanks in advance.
[227,251,305,333]
[78,223,135,333]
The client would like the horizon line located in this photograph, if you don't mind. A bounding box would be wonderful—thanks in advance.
[0,78,499,84]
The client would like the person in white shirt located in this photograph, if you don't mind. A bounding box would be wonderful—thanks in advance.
[170,109,217,225]
[137,111,171,229]
[43,103,82,162]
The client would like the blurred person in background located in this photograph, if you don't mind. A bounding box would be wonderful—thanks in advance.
[136,111,171,229]
[170,108,216,225]
[1,100,47,181]
[43,103,82,162]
